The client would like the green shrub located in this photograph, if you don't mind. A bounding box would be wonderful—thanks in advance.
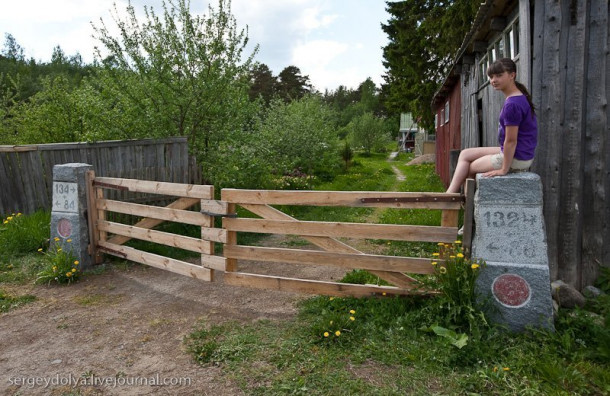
[35,239,81,285]
[0,211,50,259]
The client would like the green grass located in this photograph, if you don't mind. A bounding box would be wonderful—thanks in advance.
[185,294,610,395]
[0,289,36,313]
[0,210,50,260]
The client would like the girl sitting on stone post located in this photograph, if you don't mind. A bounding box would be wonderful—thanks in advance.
[446,58,538,194]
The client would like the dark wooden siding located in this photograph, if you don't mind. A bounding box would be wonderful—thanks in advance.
[531,0,609,288]
[435,83,462,187]
[0,137,199,216]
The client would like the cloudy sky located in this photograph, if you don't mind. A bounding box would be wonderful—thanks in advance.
[0,0,392,92]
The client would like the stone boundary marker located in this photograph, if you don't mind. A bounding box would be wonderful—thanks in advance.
[50,164,93,270]
[472,173,554,331]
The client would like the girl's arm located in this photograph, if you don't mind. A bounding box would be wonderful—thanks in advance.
[483,125,518,177]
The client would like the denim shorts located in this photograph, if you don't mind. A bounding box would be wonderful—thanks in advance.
[490,153,533,171]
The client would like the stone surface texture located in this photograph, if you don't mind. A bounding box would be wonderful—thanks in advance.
[473,173,554,332]
[51,164,93,269]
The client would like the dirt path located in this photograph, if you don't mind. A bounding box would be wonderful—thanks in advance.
[0,236,347,396]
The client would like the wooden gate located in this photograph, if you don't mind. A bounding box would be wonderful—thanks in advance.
[87,173,473,297]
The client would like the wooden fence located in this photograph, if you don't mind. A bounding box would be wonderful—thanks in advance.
[0,137,199,216]
[88,173,471,298]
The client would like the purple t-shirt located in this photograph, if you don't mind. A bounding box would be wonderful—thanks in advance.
[498,95,538,160]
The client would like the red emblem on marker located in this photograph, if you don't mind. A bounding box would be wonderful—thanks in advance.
[492,274,531,307]
[57,218,73,238]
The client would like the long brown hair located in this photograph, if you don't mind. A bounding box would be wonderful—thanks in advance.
[487,58,536,116]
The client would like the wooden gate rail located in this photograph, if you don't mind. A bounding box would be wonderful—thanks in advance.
[221,189,462,297]
[87,173,226,281]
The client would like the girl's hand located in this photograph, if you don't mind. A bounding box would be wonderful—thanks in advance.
[482,169,509,178]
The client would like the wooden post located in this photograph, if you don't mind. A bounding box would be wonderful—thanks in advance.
[224,202,238,272]
[85,170,102,264]
[201,186,215,281]
[462,178,475,258]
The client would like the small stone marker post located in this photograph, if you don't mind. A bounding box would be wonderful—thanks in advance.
[472,173,554,331]
[51,163,93,270]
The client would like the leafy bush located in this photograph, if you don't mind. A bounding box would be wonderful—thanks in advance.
[35,238,81,285]
[0,211,50,259]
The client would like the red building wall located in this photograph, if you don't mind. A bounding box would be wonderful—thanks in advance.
[434,82,462,187]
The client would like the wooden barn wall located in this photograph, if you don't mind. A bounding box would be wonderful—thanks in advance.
[435,83,462,187]
[531,0,609,288]
[0,137,199,217]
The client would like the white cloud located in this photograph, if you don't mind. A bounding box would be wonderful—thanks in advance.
[292,40,348,68]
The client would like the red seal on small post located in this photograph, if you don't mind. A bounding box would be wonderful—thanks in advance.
[57,218,73,238]
[492,274,531,307]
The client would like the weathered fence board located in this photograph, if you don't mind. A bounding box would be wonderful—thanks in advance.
[0,137,198,216]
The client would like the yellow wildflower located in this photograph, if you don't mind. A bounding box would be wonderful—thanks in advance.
[432,253,440,257]
[440,267,447,274]
[57,248,62,252]
[454,240,462,244]
[457,253,464,258]
[330,321,333,325]
[2,220,7,224]
[67,239,72,243]
[382,292,387,296]
[324,332,329,337]
[74,261,79,265]
[493,366,498,372]
[503,367,510,371]
[66,272,72,277]
[437,242,444,246]
[17,213,22,216]
[349,310,356,314]
[37,248,43,252]
[335,331,341,336]
[52,266,57,272]
[54,237,60,242]
[71,268,77,273]
[350,316,355,321]
[431,261,438,266]
[471,264,480,270]
[449,255,455,259]
[7,216,13,221]
[329,297,334,301]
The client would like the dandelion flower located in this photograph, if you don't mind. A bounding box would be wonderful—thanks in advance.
[432,253,440,257]
[493,366,498,372]
[67,239,72,243]
[454,240,462,244]
[71,268,77,273]
[335,331,341,336]
[449,255,455,259]
[350,316,355,321]
[329,297,334,301]
[324,332,329,337]
[7,216,13,221]
[437,242,444,246]
[52,266,57,272]
[471,264,480,270]
[57,248,62,252]
[66,272,72,277]
[74,261,79,265]
[440,267,447,274]
[457,253,464,258]
[349,310,356,314]
[17,213,22,216]
[54,237,60,242]
[431,261,438,266]
[382,292,387,296]
[503,367,510,371]
[37,248,43,252]
[330,321,333,325]
[2,221,7,224]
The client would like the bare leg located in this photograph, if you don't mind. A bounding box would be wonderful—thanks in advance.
[446,147,500,193]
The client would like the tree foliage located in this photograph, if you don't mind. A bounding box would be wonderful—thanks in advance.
[381,0,479,130]
[92,0,257,163]
[348,112,391,155]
